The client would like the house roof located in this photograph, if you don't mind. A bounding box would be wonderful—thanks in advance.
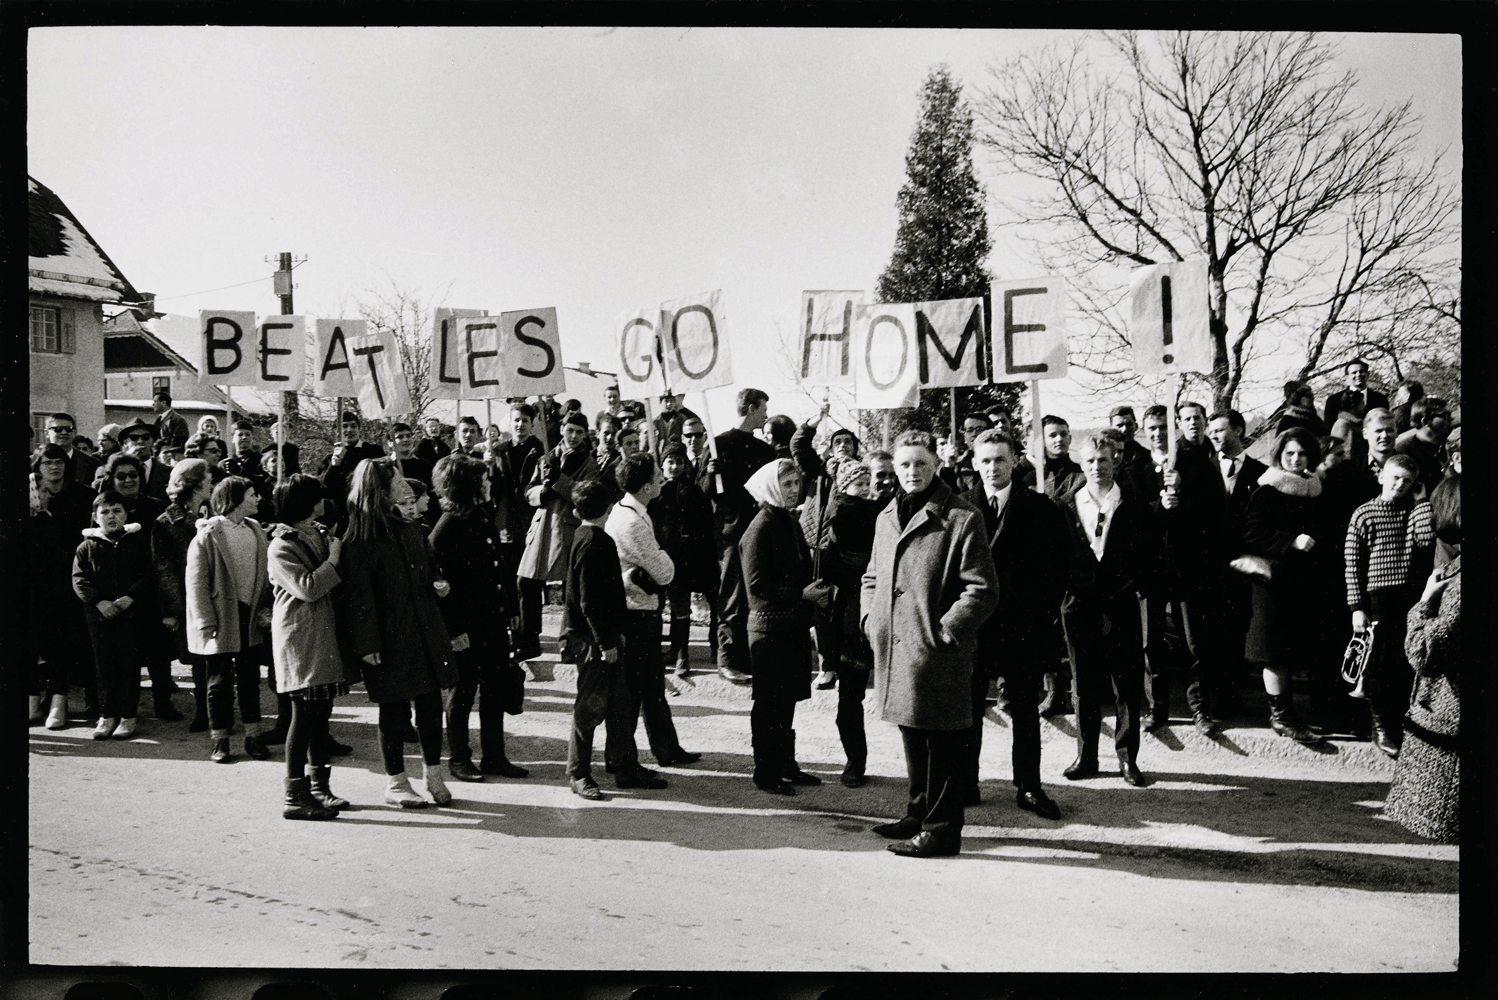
[28,176,143,305]
[102,310,199,374]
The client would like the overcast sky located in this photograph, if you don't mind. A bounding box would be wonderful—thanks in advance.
[28,26,1462,432]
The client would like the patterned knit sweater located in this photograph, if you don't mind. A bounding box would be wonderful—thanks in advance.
[1344,497,1435,610]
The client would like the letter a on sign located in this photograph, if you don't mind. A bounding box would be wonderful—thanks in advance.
[616,307,668,397]
[199,311,258,386]
[800,291,863,387]
[659,290,733,392]
[314,319,361,397]
[429,308,486,401]
[256,315,306,389]
[991,277,1068,381]
[853,303,919,409]
[1129,259,1212,376]
[500,307,565,397]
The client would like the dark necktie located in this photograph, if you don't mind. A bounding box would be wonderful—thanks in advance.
[1095,508,1106,541]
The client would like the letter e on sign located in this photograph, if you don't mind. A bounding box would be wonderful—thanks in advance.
[500,307,565,397]
[257,315,305,389]
[991,277,1068,381]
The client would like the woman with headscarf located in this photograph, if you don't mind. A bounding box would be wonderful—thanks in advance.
[1383,480,1460,843]
[738,458,831,794]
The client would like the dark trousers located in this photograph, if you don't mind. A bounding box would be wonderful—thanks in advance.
[899,726,965,841]
[1140,594,1171,720]
[1064,596,1145,763]
[285,698,333,777]
[447,644,507,766]
[716,543,750,673]
[141,620,176,702]
[966,656,1043,795]
[1367,587,1419,730]
[189,657,208,722]
[517,575,543,647]
[86,617,141,720]
[203,605,262,736]
[618,609,681,763]
[378,691,442,775]
[568,644,640,779]
[814,617,842,674]
[751,696,796,779]
[835,667,869,774]
[1174,590,1220,715]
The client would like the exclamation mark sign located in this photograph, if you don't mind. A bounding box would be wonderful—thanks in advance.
[1160,275,1174,365]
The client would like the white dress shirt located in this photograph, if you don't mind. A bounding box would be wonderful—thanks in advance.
[1074,481,1122,561]
[981,481,1014,523]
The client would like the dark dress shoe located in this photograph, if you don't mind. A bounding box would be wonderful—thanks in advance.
[1063,755,1099,780]
[571,777,605,800]
[448,759,486,782]
[657,749,702,767]
[1142,713,1165,733]
[1119,757,1145,786]
[887,831,960,858]
[243,734,271,760]
[479,758,530,778]
[783,767,821,786]
[1192,711,1219,737]
[1016,789,1061,820]
[717,665,753,684]
[753,777,795,796]
[616,769,668,790]
[260,726,290,747]
[840,771,867,788]
[321,735,354,757]
[871,818,922,839]
[210,738,232,764]
[513,640,543,662]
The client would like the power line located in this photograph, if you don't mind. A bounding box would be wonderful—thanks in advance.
[149,274,271,303]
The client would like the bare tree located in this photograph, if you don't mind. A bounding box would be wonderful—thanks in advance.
[976,31,1460,413]
[353,276,453,423]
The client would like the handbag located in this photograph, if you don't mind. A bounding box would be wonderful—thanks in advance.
[502,663,526,715]
[1229,553,1280,584]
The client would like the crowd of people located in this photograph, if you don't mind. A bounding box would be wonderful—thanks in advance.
[26,358,1462,852]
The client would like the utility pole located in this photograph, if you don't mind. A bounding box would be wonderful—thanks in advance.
[269,252,306,484]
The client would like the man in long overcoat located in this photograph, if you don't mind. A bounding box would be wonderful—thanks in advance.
[861,431,998,858]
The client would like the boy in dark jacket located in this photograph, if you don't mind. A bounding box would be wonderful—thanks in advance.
[564,481,666,798]
[72,491,155,740]
[649,444,716,677]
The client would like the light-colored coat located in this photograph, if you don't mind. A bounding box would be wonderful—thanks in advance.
[607,494,676,611]
[185,515,270,656]
[267,520,346,693]
[860,481,999,731]
[518,445,600,581]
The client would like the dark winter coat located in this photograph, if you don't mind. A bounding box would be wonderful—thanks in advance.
[494,436,544,545]
[711,427,777,547]
[518,443,600,581]
[430,507,513,657]
[740,504,813,635]
[338,520,455,702]
[1240,467,1338,668]
[1157,438,1226,594]
[649,477,718,593]
[72,524,154,623]
[860,480,999,731]
[825,491,881,670]
[1059,485,1160,612]
[565,524,627,652]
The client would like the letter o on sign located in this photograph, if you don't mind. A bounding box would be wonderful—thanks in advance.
[865,314,908,391]
[669,304,719,380]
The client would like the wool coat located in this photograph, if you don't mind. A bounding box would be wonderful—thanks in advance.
[518,444,600,581]
[860,480,999,731]
[184,515,270,655]
[740,503,815,702]
[337,520,455,702]
[429,506,512,656]
[72,524,154,623]
[648,477,717,593]
[1240,468,1339,668]
[266,520,349,693]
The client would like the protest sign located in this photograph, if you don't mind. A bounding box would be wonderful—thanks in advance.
[348,327,413,417]
[799,290,864,386]
[853,303,920,409]
[616,307,668,397]
[991,277,1068,381]
[254,315,306,389]
[913,296,987,388]
[1130,259,1212,376]
[198,311,259,387]
[313,319,362,397]
[499,307,565,397]
[429,308,487,401]
[659,290,733,392]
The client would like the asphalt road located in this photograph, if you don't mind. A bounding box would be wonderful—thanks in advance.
[29,626,1456,972]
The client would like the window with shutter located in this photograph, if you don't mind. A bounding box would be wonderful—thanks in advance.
[30,305,59,352]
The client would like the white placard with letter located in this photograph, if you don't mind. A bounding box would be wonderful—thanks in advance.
[255,315,306,390]
[313,319,363,397]
[1129,259,1212,376]
[348,327,413,417]
[198,310,259,386]
[500,307,565,397]
[616,307,668,397]
[429,308,486,400]
[455,315,506,399]
[853,302,920,409]
[799,290,863,387]
[659,290,733,392]
[912,296,988,389]
[992,277,1069,381]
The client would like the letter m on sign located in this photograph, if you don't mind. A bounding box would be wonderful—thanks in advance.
[914,298,986,388]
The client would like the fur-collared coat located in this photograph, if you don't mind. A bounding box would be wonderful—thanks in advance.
[860,480,999,731]
[185,516,270,655]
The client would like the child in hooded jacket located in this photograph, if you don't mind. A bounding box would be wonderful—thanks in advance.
[73,490,155,740]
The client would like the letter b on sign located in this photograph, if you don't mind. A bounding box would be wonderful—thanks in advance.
[199,311,258,386]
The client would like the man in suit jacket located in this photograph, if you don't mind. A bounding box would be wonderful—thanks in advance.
[961,430,1068,820]
[1058,433,1160,786]
[708,388,776,682]
[1209,409,1267,716]
[150,391,191,449]
[319,411,387,521]
[495,403,546,659]
[1323,358,1389,429]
